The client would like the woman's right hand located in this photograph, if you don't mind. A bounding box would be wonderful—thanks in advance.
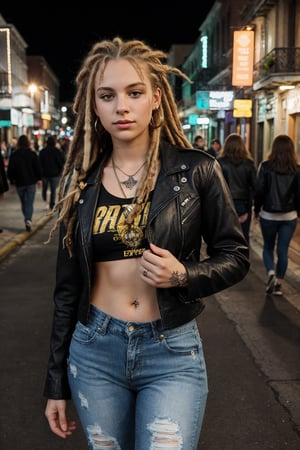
[45,399,77,439]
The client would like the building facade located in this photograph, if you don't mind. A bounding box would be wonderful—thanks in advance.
[178,0,300,165]
[0,14,60,152]
[2,2,300,166]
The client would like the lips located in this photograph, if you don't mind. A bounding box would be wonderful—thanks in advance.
[114,120,134,129]
[114,120,133,124]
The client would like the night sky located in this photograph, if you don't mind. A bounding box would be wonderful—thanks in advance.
[1,4,215,102]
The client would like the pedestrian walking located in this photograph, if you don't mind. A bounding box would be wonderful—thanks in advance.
[0,151,9,232]
[207,137,222,158]
[192,135,206,150]
[43,36,250,449]
[7,134,42,232]
[218,133,257,244]
[39,135,65,210]
[254,134,300,296]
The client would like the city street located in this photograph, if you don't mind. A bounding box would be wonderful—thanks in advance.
[0,198,300,449]
[2,4,300,447]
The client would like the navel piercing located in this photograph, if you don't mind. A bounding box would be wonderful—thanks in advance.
[132,298,140,308]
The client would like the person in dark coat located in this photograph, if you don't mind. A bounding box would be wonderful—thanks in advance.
[218,133,257,244]
[7,134,42,231]
[39,135,65,210]
[254,134,300,296]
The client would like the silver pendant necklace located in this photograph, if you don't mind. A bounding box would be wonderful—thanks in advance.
[112,158,146,190]
[111,157,144,248]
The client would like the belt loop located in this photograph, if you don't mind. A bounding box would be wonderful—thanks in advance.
[97,311,112,335]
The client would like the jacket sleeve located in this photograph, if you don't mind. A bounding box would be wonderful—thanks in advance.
[183,159,250,299]
[43,222,82,399]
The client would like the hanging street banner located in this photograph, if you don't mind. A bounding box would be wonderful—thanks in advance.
[232,30,254,87]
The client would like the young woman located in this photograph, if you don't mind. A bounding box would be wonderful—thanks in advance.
[43,36,250,449]
[254,134,300,296]
[218,133,257,244]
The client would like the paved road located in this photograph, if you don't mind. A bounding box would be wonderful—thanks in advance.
[0,184,51,262]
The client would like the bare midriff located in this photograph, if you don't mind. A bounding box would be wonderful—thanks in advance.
[91,258,161,322]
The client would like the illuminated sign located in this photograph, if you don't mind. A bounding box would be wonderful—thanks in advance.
[196,91,234,110]
[188,114,198,125]
[209,91,234,110]
[201,35,208,68]
[232,30,254,86]
[233,99,253,118]
[196,91,210,109]
[0,120,11,127]
[197,117,209,125]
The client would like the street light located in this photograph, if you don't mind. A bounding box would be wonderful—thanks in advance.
[28,83,37,98]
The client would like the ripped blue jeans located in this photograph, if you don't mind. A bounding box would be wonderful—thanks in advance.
[68,304,208,450]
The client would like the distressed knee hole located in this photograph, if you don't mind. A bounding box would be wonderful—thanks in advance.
[87,424,121,449]
[148,417,183,449]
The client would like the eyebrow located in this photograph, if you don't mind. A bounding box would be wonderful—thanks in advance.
[96,82,146,93]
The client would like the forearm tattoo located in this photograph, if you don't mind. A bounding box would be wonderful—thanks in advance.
[169,271,187,287]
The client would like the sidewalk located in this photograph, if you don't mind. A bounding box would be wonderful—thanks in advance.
[1,186,300,311]
[0,185,53,262]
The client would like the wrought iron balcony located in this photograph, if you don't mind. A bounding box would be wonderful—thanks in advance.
[253,48,300,90]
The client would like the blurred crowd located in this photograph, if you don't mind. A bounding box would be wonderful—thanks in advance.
[0,134,67,232]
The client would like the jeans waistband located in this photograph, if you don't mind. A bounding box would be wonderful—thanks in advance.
[88,304,197,339]
[88,304,165,337]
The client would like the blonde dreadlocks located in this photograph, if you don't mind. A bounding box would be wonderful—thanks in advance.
[48,36,193,255]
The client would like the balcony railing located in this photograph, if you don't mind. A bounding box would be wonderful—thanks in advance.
[253,48,300,87]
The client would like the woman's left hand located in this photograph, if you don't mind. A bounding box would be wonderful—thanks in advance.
[140,242,187,288]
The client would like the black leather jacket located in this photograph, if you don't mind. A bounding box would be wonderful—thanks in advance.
[254,161,300,216]
[218,156,257,206]
[44,142,250,399]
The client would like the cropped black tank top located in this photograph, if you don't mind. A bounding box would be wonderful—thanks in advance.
[92,185,152,262]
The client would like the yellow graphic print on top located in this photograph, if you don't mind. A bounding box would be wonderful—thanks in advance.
[93,199,151,255]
